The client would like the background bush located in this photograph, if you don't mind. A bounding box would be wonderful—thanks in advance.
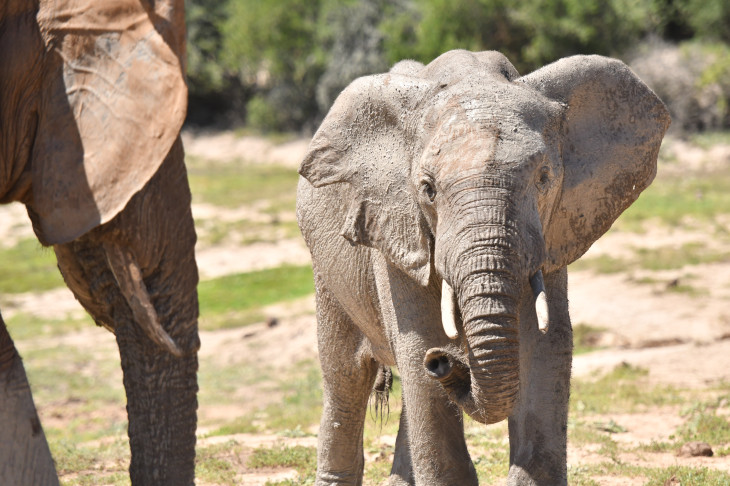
[185,0,730,134]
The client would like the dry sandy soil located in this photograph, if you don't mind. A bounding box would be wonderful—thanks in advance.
[2,130,730,485]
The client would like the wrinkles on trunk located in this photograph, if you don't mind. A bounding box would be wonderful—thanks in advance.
[430,208,524,423]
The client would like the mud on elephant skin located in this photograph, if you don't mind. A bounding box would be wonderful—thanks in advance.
[297,50,670,485]
[1,1,198,485]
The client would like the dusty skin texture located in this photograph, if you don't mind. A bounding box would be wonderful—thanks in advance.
[297,50,670,485]
[3,131,730,484]
[0,1,199,485]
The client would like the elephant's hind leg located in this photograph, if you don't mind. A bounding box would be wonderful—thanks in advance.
[0,312,59,486]
[315,284,378,486]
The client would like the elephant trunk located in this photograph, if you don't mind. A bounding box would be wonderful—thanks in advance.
[117,139,200,484]
[54,139,200,484]
[426,270,521,423]
[427,205,524,423]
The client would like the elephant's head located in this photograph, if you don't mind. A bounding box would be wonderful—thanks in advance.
[3,0,187,246]
[299,50,670,424]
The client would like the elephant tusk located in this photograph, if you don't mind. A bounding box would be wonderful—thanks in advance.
[104,243,184,357]
[530,270,550,334]
[441,279,459,339]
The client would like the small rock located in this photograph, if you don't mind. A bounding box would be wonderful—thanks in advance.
[678,441,713,457]
[266,316,279,328]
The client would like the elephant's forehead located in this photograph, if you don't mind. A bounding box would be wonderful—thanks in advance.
[421,84,556,171]
[443,81,560,129]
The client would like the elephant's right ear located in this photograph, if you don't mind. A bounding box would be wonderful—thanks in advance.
[30,0,187,245]
[300,74,434,286]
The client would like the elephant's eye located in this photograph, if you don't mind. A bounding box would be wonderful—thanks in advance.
[536,166,551,192]
[421,180,437,202]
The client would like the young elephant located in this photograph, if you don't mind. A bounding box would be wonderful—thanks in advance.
[297,50,670,485]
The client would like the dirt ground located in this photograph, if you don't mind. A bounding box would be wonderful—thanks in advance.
[2,129,730,485]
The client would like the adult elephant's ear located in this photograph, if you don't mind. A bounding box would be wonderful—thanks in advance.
[300,74,434,286]
[519,56,670,272]
[29,0,187,245]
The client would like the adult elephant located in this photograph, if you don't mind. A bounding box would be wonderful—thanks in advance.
[297,50,670,485]
[0,1,198,484]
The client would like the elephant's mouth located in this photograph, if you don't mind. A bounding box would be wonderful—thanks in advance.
[423,271,550,424]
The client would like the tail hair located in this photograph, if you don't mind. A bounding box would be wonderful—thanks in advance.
[370,365,393,426]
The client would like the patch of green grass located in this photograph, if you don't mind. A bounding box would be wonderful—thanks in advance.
[472,441,510,484]
[676,400,730,446]
[689,130,730,149]
[634,243,730,271]
[618,169,730,227]
[260,362,323,433]
[248,444,317,485]
[197,265,314,331]
[5,313,93,341]
[569,254,628,274]
[187,159,299,209]
[230,128,299,145]
[0,239,65,293]
[571,363,681,414]
[198,348,278,411]
[195,217,301,247]
[639,439,675,453]
[248,444,317,470]
[53,438,130,486]
[196,441,247,485]
[567,465,601,486]
[571,242,730,276]
[633,275,709,297]
[642,465,730,485]
[568,461,730,486]
[207,416,260,437]
[573,323,608,355]
[568,418,622,461]
[21,343,126,443]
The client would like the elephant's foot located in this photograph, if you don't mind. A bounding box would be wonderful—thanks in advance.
[507,463,567,486]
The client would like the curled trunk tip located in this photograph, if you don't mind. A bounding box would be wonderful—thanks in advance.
[424,346,516,424]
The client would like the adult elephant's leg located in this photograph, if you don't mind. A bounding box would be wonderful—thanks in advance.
[373,256,477,486]
[0,312,59,486]
[507,268,571,486]
[315,282,378,485]
[54,138,199,485]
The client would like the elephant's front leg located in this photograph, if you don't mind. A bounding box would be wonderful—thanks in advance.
[373,256,477,486]
[507,268,571,486]
[0,313,59,486]
[315,284,378,485]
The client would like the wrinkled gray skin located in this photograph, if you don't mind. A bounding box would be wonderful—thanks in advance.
[1,1,198,484]
[297,50,670,485]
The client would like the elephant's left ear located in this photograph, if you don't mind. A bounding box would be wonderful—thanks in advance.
[30,0,187,245]
[519,56,670,271]
[300,74,434,286]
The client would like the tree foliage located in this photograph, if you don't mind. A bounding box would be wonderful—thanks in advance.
[185,0,730,132]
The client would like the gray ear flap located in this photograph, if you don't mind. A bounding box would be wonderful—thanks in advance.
[520,56,671,271]
[299,74,434,286]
